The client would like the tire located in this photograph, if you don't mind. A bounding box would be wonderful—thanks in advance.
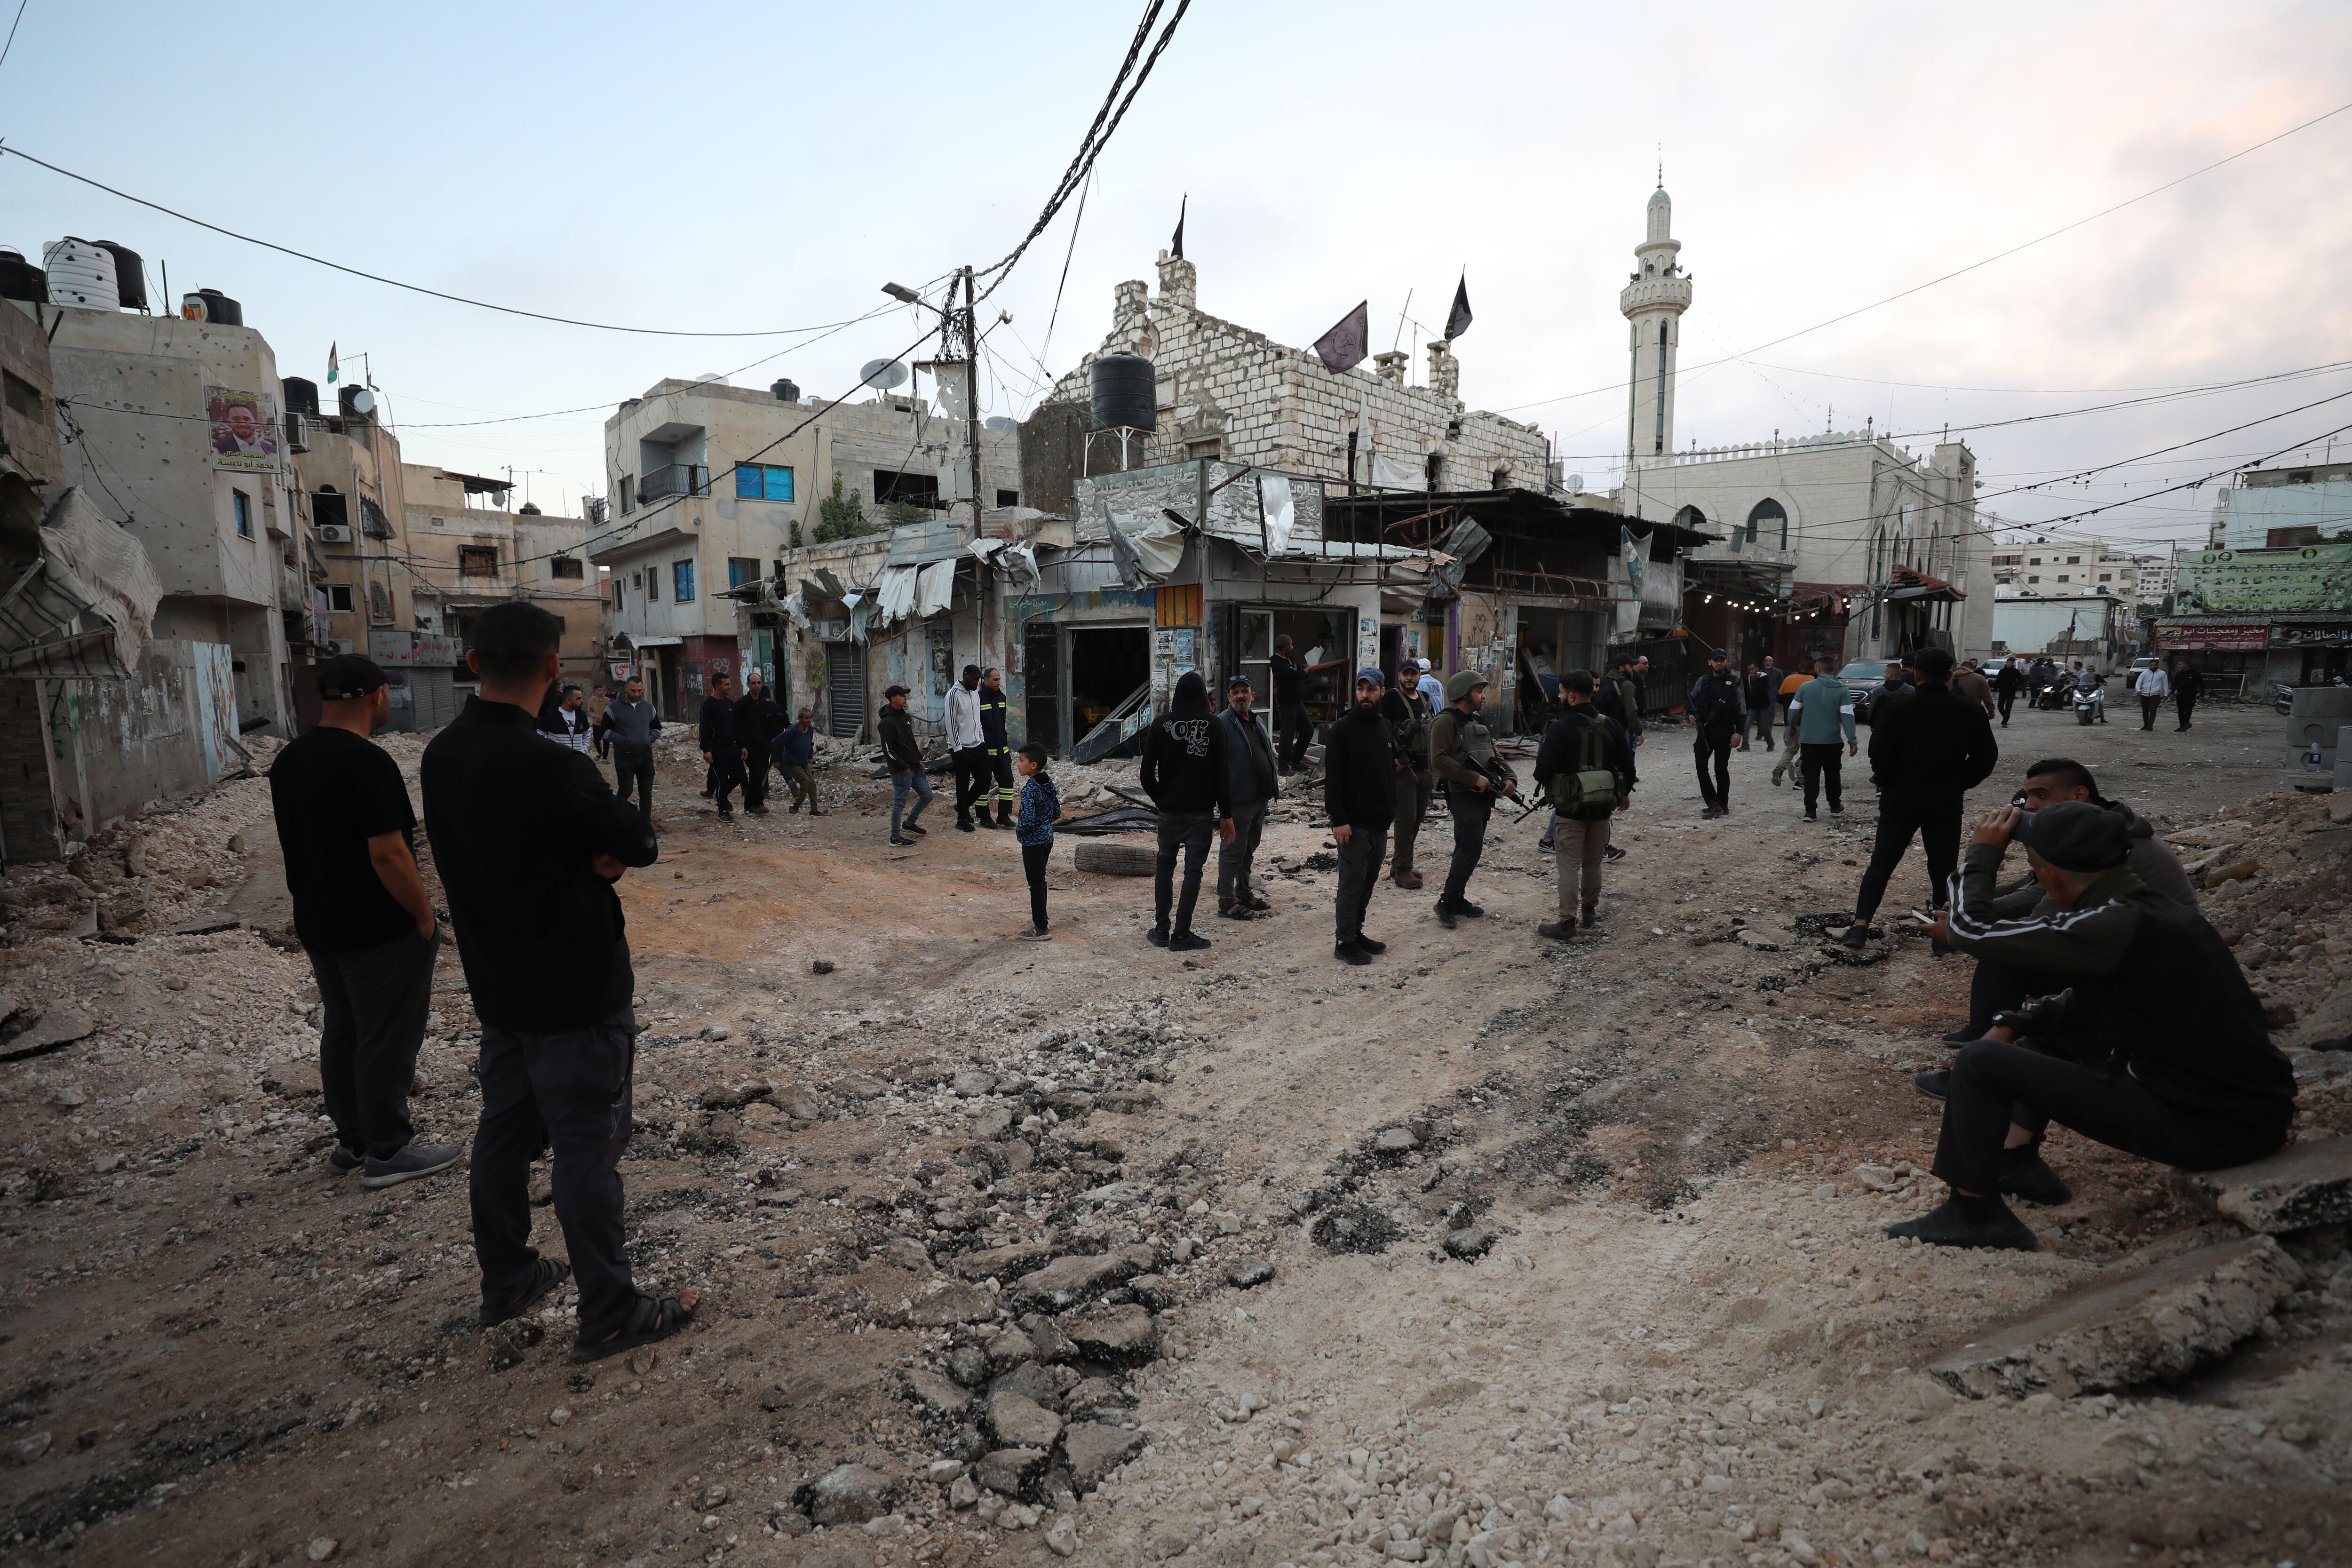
[1073,840,1160,876]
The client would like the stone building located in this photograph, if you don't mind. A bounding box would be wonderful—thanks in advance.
[1989,534,2154,602]
[592,375,1016,716]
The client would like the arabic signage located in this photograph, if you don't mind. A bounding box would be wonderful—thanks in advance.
[2155,622,2268,651]
[368,629,463,667]
[2176,542,2352,614]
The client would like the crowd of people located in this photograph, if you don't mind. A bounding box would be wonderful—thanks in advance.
[261,619,2292,1369]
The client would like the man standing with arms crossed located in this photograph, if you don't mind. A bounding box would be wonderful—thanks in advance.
[270,654,456,1188]
[597,677,660,827]
[423,604,691,1361]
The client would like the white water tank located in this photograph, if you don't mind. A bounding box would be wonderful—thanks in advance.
[41,238,119,310]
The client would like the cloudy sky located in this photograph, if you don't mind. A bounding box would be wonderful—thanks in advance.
[5,0,2349,552]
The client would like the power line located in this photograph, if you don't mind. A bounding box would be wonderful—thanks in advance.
[0,1,29,72]
[1494,96,2352,417]
[0,143,891,339]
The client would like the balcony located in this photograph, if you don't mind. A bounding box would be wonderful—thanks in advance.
[638,464,709,504]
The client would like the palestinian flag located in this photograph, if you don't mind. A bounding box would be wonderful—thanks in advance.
[327,342,339,384]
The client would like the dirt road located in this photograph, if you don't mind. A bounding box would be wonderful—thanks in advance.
[1,698,2346,1568]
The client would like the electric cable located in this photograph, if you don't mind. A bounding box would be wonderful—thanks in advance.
[0,0,28,72]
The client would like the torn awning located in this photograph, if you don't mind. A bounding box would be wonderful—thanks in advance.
[0,488,164,678]
[1885,565,1965,603]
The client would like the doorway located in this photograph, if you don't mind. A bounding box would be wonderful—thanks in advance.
[824,643,864,738]
[1024,624,1060,753]
[1067,625,1150,754]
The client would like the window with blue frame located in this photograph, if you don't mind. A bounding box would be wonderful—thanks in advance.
[733,463,795,502]
[672,558,696,602]
[727,557,760,590]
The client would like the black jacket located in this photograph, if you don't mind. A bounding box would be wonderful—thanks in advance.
[1535,705,1637,795]
[1743,671,1776,712]
[1140,701,1231,818]
[877,703,923,773]
[699,694,741,755]
[735,691,787,749]
[1321,704,1399,830]
[2173,668,2204,700]
[1687,670,1747,730]
[1993,662,2024,694]
[421,696,660,1030]
[978,687,1010,747]
[1866,682,1997,799]
[1219,707,1279,809]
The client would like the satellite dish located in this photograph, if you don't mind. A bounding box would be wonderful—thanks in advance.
[859,358,909,391]
[348,388,377,416]
[1565,472,1585,492]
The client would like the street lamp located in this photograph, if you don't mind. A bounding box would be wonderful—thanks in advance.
[881,282,926,307]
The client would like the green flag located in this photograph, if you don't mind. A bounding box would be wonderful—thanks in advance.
[327,342,339,385]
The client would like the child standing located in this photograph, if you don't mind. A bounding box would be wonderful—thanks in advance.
[1014,742,1060,941]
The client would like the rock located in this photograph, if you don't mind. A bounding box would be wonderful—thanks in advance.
[4,1432,51,1464]
[1128,1273,1177,1310]
[1017,1313,1078,1363]
[810,959,835,974]
[1097,1087,1158,1114]
[957,1241,1056,1283]
[47,1085,85,1110]
[969,1106,1015,1140]
[1374,1126,1421,1154]
[985,1327,1038,1372]
[1045,1516,1078,1556]
[779,1096,823,1121]
[833,1073,888,1099]
[2186,1137,2352,1233]
[627,1348,659,1377]
[1927,1234,2305,1399]
[547,1407,571,1427]
[902,1368,972,1417]
[1062,1377,1131,1421]
[1,1007,95,1062]
[1226,1257,1276,1289]
[801,1463,893,1526]
[1444,1226,1492,1259]
[945,1346,991,1387]
[1062,1420,1146,1490]
[699,1024,732,1041]
[948,1474,980,1510]
[1011,1244,1158,1311]
[880,1236,933,1272]
[986,1390,1063,1449]
[988,1360,1064,1406]
[954,1069,997,1097]
[1062,1302,1157,1360]
[699,1086,746,1111]
[973,1447,1048,1496]
[906,1281,996,1327]
[262,1057,321,1097]
[306,1539,336,1563]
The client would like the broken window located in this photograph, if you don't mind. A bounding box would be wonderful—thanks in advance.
[872,469,940,507]
[326,584,354,613]
[549,556,585,580]
[2,370,41,420]
[459,545,499,578]
[313,490,349,533]
[995,489,1019,508]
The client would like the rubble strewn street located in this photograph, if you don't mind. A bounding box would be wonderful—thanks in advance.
[1,699,2345,1567]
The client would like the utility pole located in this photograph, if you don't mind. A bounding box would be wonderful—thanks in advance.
[959,266,992,671]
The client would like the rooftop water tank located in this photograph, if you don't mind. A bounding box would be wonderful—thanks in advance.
[984,415,1017,432]
[42,238,118,310]
[519,502,542,516]
[771,378,800,403]
[182,288,243,326]
[1089,352,1156,432]
[92,241,146,310]
[282,377,320,417]
[0,249,43,303]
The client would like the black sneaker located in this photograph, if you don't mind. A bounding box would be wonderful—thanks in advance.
[1913,1069,1950,1101]
[1602,845,1625,863]
[1335,940,1372,966]
[2000,1146,2073,1206]
[1838,924,1870,948]
[1804,812,1818,823]
[1885,1196,2036,1250]
[1537,920,1576,942]
[1939,1027,1981,1045]
[1454,901,1486,919]
[1168,931,1211,953]
[361,1142,463,1190]
[1538,837,1554,852]
[957,819,977,833]
[1828,804,1845,817]
[890,836,915,847]
[326,1143,365,1175]
[902,821,927,836]
[1147,926,1169,947]
[1434,900,1458,930]
[716,808,734,822]
[1355,935,1386,955]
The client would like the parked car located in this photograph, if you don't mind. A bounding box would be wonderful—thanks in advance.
[1836,659,1902,724]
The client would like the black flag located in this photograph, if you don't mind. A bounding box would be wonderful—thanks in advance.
[1313,301,1370,374]
[1444,272,1472,341]
[1171,194,1186,260]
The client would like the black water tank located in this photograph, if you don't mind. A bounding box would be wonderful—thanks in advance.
[93,241,146,310]
[1089,352,1156,431]
[771,378,800,403]
[282,376,320,416]
[0,249,42,303]
[519,502,542,516]
[196,288,243,326]
[338,384,372,422]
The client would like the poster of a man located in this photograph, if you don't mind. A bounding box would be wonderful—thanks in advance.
[206,388,281,473]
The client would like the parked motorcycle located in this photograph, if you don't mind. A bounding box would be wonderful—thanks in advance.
[2276,681,2297,715]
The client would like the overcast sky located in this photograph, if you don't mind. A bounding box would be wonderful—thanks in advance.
[5,0,2349,552]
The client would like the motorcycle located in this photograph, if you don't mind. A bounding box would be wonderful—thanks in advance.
[2276,681,2296,715]
[2073,685,2100,726]
[2035,676,2072,711]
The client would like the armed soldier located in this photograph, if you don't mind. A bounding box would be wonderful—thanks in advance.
[1428,669,1518,929]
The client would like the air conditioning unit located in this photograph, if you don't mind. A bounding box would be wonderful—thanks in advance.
[320,638,348,656]
[317,525,352,543]
[285,413,311,453]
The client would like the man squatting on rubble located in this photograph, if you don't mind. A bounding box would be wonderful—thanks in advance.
[268,654,458,1189]
[421,602,695,1359]
[1891,801,2296,1250]
[1139,670,1235,953]
[1324,667,1402,964]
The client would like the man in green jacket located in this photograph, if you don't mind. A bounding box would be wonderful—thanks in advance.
[877,685,932,847]
[1783,654,1859,821]
[1428,670,1517,928]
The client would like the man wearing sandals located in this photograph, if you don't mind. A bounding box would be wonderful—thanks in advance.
[423,603,698,1362]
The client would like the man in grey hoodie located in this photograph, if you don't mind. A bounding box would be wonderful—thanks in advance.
[596,678,662,827]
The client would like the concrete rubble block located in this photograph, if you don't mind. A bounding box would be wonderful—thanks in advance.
[988,1360,1065,1406]
[968,1106,1015,1141]
[984,1326,1038,1372]
[2185,1138,2352,1234]
[1,1007,96,1064]
[956,1241,1056,1284]
[1926,1234,2305,1400]
[1062,1377,1131,1421]
[799,1463,893,1526]
[972,1446,1048,1496]
[1017,1312,1079,1363]
[1374,1126,1420,1154]
[900,1368,971,1417]
[953,1069,996,1098]
[831,1073,888,1100]
[904,1280,997,1328]
[1061,1421,1146,1491]
[1061,1302,1158,1361]
[986,1390,1064,1450]
[1010,1243,1159,1312]
[261,1055,321,1097]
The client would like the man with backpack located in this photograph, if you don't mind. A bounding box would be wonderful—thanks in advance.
[1381,666,1437,890]
[1533,671,1636,941]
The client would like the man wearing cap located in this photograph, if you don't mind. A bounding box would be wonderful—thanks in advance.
[269,655,458,1189]
[1325,668,1402,963]
[1428,669,1516,929]
[1685,650,1747,820]
[1381,664,1437,890]
[878,685,930,847]
[1893,801,2295,1250]
[1415,658,1445,713]
[1215,675,1279,920]
[947,663,987,832]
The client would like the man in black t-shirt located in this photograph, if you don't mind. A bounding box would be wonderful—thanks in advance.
[1270,635,1310,773]
[269,655,457,1190]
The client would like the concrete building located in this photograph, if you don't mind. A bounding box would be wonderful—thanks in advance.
[1604,188,1996,670]
[2158,540,2352,692]
[292,381,410,668]
[397,464,596,715]
[1989,535,2153,600]
[2207,458,2352,550]
[1990,593,2131,670]
[591,375,1016,716]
